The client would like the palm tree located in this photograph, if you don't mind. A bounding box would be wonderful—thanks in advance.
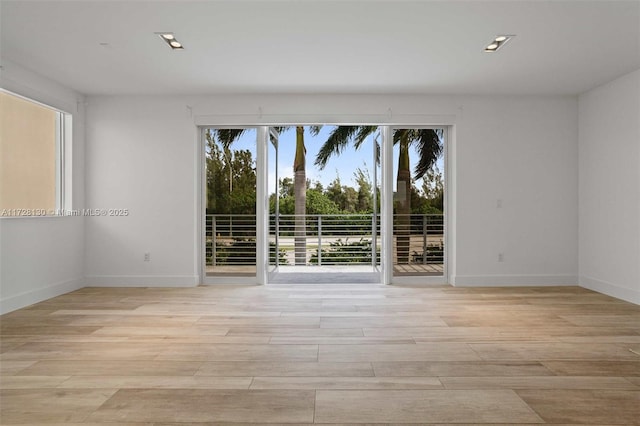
[213,126,320,266]
[293,126,307,265]
[315,127,442,264]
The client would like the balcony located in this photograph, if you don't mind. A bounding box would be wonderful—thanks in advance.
[205,214,444,277]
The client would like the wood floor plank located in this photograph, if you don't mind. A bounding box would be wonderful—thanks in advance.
[626,376,640,386]
[88,389,315,423]
[91,326,231,337]
[0,375,70,388]
[361,325,635,338]
[227,327,363,337]
[440,313,574,328]
[557,335,640,343]
[16,360,202,376]
[314,389,544,423]
[469,342,639,361]
[373,361,556,377]
[1,315,82,328]
[542,360,640,376]
[269,336,415,344]
[21,335,132,343]
[196,361,374,377]
[250,376,443,389]
[320,316,448,328]
[559,314,640,328]
[196,317,321,327]
[516,389,640,424]
[58,375,252,389]
[50,309,165,316]
[155,335,272,344]
[0,360,36,375]
[0,389,118,423]
[155,343,319,361]
[0,339,28,353]
[0,326,101,336]
[319,343,481,362]
[0,342,166,361]
[440,375,638,389]
[67,315,201,326]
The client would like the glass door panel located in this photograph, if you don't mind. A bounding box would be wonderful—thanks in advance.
[204,127,257,279]
[391,128,445,279]
[372,130,381,271]
[268,128,281,274]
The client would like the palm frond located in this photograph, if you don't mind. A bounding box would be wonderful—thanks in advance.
[353,126,379,150]
[412,129,443,179]
[213,129,249,148]
[392,129,409,145]
[314,126,361,169]
[308,125,322,136]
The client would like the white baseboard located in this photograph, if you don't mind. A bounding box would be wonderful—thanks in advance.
[85,275,199,287]
[580,275,640,305]
[451,274,578,287]
[0,277,84,314]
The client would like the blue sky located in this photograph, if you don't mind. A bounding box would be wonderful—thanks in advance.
[217,126,443,194]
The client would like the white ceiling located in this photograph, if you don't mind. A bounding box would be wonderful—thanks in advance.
[1,0,638,96]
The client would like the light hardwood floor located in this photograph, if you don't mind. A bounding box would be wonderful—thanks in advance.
[1,284,639,424]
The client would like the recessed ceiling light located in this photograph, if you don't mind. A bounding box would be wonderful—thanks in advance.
[156,32,185,50]
[484,35,515,52]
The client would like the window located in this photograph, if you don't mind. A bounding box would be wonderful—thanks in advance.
[0,91,69,217]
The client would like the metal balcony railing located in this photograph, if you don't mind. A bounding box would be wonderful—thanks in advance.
[272,214,380,266]
[205,214,257,267]
[205,213,443,268]
[393,214,445,266]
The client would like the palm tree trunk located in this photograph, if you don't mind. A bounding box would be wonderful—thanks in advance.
[294,126,307,265]
[396,134,411,264]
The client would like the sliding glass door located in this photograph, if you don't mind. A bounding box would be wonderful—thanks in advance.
[202,125,446,285]
[390,127,446,283]
[202,127,258,283]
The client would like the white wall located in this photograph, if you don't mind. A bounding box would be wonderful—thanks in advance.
[0,60,86,313]
[578,69,640,304]
[454,97,578,286]
[85,94,578,287]
[84,99,198,286]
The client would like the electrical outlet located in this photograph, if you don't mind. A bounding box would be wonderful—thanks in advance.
[144,252,151,262]
[498,253,504,262]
